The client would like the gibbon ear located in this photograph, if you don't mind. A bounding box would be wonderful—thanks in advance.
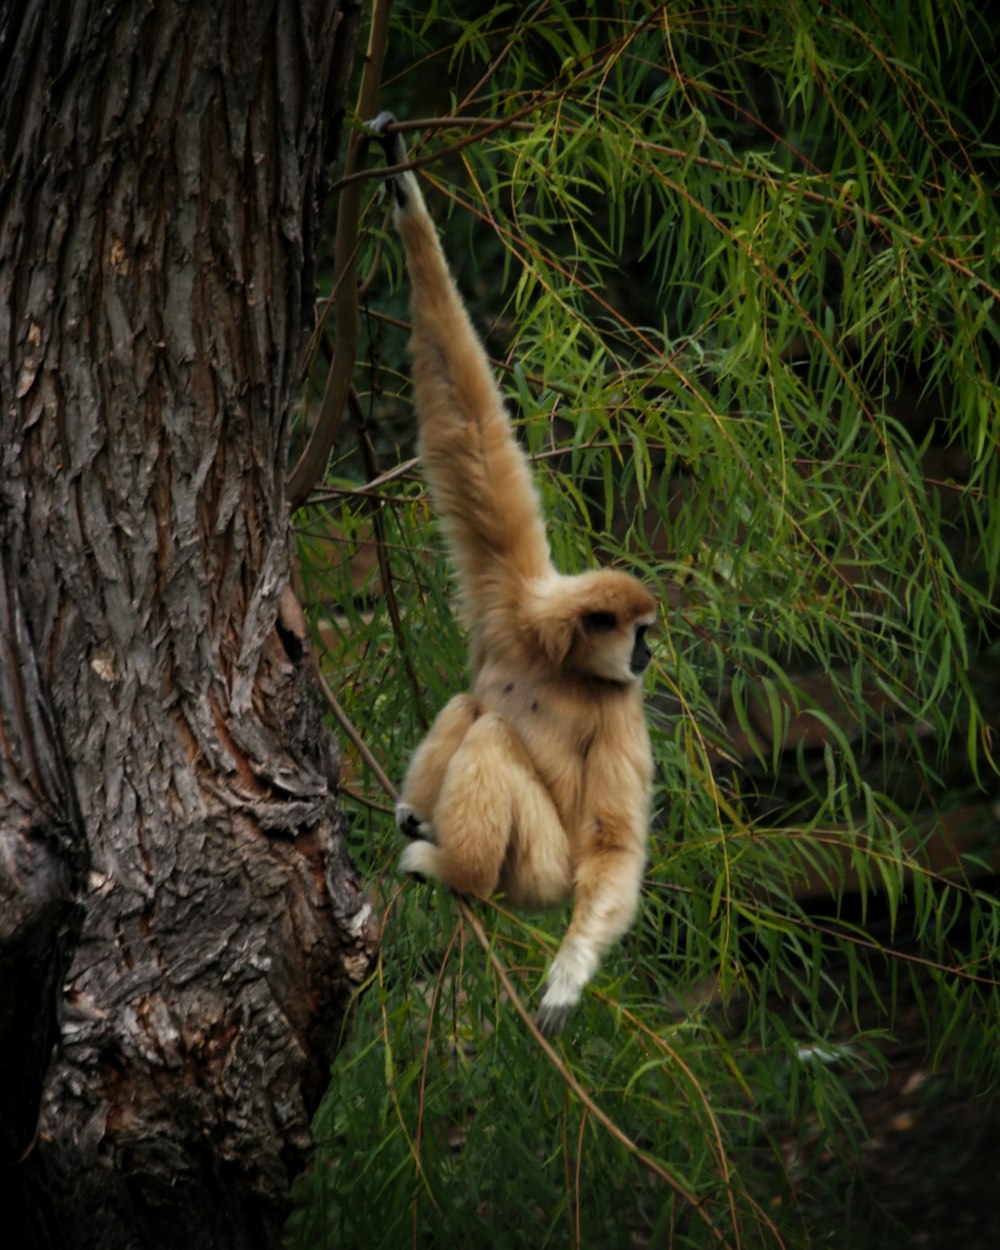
[520,578,577,667]
[534,612,577,668]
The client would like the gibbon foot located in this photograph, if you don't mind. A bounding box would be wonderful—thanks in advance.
[535,997,576,1038]
[534,940,598,1035]
[398,837,437,882]
[535,978,580,1037]
[368,111,409,207]
[395,801,435,842]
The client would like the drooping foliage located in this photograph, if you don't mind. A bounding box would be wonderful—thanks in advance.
[289,3,1000,1245]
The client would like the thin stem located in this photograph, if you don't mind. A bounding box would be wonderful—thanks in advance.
[286,0,393,508]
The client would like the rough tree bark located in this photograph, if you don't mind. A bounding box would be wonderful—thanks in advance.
[0,3,377,1247]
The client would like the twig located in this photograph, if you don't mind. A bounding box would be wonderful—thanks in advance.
[302,458,421,501]
[318,669,398,802]
[286,0,392,508]
[348,386,429,730]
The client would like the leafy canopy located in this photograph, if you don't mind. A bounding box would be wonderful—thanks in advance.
[290,2,1000,1246]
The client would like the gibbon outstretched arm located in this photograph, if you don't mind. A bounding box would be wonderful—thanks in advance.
[372,115,552,623]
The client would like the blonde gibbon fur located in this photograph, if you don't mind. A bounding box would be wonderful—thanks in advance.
[372,114,657,1035]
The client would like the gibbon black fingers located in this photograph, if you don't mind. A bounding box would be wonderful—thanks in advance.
[368,111,409,205]
[535,1001,574,1037]
[395,801,435,842]
[368,110,398,150]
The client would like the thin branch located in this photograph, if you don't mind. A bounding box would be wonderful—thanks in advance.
[318,670,397,801]
[327,114,532,196]
[286,0,392,508]
[348,386,429,730]
[302,457,421,501]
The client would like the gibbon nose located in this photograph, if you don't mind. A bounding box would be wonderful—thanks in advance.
[630,644,651,675]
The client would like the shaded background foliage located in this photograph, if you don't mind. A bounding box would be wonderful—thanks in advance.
[288,2,999,1246]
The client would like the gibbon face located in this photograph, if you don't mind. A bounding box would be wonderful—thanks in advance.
[528,570,657,684]
[570,609,654,684]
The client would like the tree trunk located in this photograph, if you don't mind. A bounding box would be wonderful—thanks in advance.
[0,3,376,1246]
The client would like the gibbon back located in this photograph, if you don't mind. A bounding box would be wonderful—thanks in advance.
[372,114,657,1035]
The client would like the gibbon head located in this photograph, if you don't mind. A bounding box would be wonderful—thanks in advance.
[526,570,657,684]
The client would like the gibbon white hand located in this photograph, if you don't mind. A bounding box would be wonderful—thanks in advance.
[371,113,656,1036]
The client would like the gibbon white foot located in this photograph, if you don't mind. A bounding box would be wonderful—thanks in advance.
[535,936,603,1036]
[371,113,657,1034]
[398,837,439,881]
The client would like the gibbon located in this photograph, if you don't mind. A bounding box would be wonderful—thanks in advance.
[371,114,657,1035]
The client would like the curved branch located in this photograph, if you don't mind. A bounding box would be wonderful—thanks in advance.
[318,673,397,801]
[286,0,392,509]
[347,387,429,730]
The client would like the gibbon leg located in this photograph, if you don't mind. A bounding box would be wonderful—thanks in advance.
[535,840,645,1036]
[396,694,480,840]
[400,713,572,905]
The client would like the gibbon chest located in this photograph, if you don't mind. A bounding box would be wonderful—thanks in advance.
[475,670,630,819]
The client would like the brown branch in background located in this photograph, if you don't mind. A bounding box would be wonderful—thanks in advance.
[328,1,666,199]
[328,113,531,197]
[348,386,429,730]
[309,456,420,496]
[318,671,398,802]
[286,0,392,509]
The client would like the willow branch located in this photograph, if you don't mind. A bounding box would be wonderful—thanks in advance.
[319,671,398,802]
[286,0,392,509]
[348,386,429,730]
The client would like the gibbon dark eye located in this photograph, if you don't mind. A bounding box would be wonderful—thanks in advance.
[583,611,617,633]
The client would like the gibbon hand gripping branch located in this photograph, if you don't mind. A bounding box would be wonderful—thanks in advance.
[370,113,657,1035]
